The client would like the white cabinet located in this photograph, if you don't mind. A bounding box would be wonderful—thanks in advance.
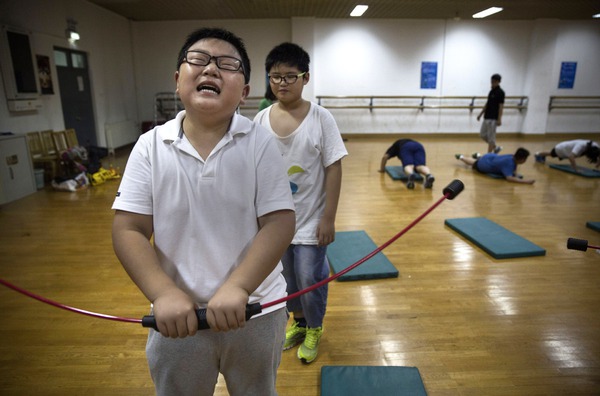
[0,134,36,205]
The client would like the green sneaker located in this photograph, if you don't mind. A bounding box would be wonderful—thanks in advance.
[283,321,306,350]
[297,326,323,364]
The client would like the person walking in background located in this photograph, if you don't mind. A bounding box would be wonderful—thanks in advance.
[535,139,599,172]
[254,42,348,364]
[477,73,505,154]
[378,138,435,189]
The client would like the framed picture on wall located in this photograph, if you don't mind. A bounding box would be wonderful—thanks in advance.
[36,54,54,94]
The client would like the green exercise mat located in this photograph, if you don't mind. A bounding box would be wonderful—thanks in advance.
[385,166,424,181]
[549,164,600,177]
[327,230,398,281]
[587,221,600,232]
[445,217,546,259]
[321,365,427,396]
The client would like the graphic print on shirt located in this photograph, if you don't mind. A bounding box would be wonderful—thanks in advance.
[288,165,304,194]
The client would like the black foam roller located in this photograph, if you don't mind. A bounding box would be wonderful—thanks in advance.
[443,179,464,200]
[567,237,588,252]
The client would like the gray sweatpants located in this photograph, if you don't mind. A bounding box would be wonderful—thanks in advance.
[146,308,287,396]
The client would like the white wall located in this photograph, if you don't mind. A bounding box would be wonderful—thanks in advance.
[0,0,137,147]
[1,0,599,142]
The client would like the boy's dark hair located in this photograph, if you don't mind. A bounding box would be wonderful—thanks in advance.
[514,147,530,161]
[491,73,502,82]
[585,141,599,163]
[265,42,310,74]
[176,27,250,84]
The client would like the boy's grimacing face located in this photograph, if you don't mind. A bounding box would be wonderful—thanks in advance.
[175,38,249,114]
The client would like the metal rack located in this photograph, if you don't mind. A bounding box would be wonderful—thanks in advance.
[154,92,183,126]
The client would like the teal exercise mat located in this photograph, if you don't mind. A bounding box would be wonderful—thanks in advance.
[385,166,424,181]
[327,230,399,281]
[445,217,546,259]
[587,221,600,232]
[321,366,427,396]
[549,164,600,177]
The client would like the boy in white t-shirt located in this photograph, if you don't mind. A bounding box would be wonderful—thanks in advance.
[535,139,599,172]
[112,28,295,395]
[254,42,348,364]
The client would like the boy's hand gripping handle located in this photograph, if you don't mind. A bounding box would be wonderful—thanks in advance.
[141,303,262,331]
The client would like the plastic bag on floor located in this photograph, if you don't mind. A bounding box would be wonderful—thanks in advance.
[51,172,90,192]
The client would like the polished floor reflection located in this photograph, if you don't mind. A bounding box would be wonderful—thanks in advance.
[0,134,599,395]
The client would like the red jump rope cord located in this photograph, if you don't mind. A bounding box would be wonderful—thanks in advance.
[0,277,141,324]
[262,192,450,309]
[0,192,451,324]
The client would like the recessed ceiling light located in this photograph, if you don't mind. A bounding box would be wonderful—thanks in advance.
[350,5,368,17]
[472,7,504,19]
[593,13,600,18]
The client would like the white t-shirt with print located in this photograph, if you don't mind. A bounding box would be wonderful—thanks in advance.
[254,102,348,245]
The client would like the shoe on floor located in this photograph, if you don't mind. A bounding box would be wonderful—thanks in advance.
[493,146,503,153]
[424,175,435,189]
[471,152,481,159]
[534,153,545,163]
[283,321,306,350]
[298,326,323,364]
[406,174,415,189]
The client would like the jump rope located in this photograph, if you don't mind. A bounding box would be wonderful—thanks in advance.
[0,179,465,331]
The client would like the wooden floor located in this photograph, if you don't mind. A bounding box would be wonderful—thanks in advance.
[1,134,599,395]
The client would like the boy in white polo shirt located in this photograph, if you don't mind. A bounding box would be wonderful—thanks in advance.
[112,27,295,395]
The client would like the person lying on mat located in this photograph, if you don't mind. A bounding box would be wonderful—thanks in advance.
[378,138,435,189]
[534,139,599,173]
[455,147,535,184]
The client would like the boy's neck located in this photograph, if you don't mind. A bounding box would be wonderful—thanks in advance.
[278,97,308,112]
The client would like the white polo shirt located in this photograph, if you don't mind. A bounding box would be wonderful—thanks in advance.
[112,111,294,315]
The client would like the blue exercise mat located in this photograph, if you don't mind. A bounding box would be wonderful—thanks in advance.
[587,221,600,232]
[549,164,600,177]
[445,217,546,259]
[385,166,424,181]
[321,366,427,396]
[327,230,399,281]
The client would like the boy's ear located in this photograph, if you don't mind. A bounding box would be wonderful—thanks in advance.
[303,72,310,85]
[238,84,250,105]
[174,71,180,93]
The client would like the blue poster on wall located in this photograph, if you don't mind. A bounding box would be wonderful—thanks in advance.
[421,62,437,89]
[558,62,577,89]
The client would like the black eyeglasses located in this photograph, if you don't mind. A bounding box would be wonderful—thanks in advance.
[268,72,306,85]
[184,50,243,72]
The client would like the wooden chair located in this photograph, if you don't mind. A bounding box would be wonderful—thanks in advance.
[25,131,59,180]
[52,130,69,154]
[65,128,79,147]
[40,130,57,157]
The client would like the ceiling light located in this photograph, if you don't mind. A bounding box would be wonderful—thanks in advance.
[350,5,368,17]
[472,7,503,19]
[68,31,80,41]
[593,13,600,18]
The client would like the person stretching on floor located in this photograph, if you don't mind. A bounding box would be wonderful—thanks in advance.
[455,147,535,184]
[534,139,599,173]
[378,138,435,189]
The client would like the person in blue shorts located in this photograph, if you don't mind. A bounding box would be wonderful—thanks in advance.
[379,138,435,189]
[455,148,535,184]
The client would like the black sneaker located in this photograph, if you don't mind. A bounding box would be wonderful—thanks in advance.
[424,175,435,189]
[406,174,415,189]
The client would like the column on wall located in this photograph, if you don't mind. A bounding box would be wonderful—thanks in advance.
[522,20,558,134]
[291,17,316,103]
